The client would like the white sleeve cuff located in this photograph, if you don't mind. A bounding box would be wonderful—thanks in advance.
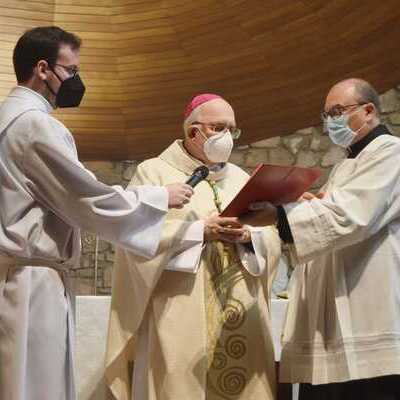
[131,185,169,212]
[165,220,205,274]
[236,226,266,276]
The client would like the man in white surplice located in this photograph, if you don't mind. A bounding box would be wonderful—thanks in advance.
[0,27,193,400]
[242,79,400,399]
[105,94,281,400]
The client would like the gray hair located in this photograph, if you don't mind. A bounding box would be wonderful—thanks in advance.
[183,104,203,137]
[354,80,381,114]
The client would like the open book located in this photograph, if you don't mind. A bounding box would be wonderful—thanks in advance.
[220,163,321,217]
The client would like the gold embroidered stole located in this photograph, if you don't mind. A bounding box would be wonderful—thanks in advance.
[205,180,249,400]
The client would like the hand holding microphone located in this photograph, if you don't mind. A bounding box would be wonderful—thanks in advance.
[166,166,210,209]
[166,183,194,209]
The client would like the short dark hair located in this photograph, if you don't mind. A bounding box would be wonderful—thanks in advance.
[13,26,81,83]
[354,80,381,114]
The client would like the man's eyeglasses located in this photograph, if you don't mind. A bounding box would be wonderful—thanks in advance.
[321,103,366,120]
[54,63,80,78]
[193,121,241,139]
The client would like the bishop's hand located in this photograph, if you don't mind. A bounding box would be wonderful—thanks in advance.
[204,213,244,242]
[298,191,326,201]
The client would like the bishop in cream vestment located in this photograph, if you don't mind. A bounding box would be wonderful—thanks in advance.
[105,140,281,400]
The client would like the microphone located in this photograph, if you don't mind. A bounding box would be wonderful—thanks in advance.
[185,166,209,188]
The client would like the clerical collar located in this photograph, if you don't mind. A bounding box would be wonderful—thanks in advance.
[347,124,392,159]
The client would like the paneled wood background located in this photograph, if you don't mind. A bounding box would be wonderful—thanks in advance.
[1,0,400,160]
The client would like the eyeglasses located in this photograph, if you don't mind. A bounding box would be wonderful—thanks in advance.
[193,121,241,139]
[321,103,366,120]
[54,63,80,78]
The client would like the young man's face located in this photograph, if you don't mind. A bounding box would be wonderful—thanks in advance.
[44,44,80,105]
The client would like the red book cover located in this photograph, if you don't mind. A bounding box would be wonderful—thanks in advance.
[220,164,321,217]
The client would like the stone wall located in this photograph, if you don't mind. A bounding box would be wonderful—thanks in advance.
[71,86,400,295]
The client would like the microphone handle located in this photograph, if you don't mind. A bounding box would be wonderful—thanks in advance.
[186,175,203,188]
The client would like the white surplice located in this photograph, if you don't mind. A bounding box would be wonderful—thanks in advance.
[280,134,400,384]
[0,86,168,400]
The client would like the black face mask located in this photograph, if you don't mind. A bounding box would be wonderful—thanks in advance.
[46,67,86,108]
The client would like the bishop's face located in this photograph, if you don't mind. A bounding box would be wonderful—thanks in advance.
[188,99,237,164]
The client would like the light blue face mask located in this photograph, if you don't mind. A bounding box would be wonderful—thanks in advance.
[326,108,366,148]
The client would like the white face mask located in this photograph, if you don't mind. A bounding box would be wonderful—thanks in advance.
[199,129,234,163]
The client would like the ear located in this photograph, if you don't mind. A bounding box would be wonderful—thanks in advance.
[36,60,49,81]
[364,103,376,116]
[188,126,198,139]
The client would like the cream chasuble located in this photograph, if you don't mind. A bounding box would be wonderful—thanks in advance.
[105,140,281,400]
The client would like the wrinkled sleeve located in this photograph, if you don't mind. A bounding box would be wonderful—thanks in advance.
[284,140,400,264]
[236,226,281,278]
[23,112,168,258]
[130,164,205,274]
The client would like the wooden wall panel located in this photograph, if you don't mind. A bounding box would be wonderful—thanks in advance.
[0,0,55,104]
[52,0,126,160]
[0,1,399,160]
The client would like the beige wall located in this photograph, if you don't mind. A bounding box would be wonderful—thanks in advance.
[71,86,400,295]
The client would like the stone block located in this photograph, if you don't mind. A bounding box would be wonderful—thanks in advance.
[251,137,281,148]
[296,151,319,167]
[103,266,113,289]
[122,164,137,182]
[283,136,304,155]
[389,112,400,125]
[83,161,113,174]
[86,161,124,185]
[296,127,313,135]
[70,277,95,296]
[96,253,106,261]
[81,258,92,269]
[77,267,95,279]
[106,251,115,262]
[389,125,400,137]
[269,147,294,165]
[229,150,245,166]
[96,287,111,296]
[310,134,331,151]
[244,149,269,167]
[81,232,96,254]
[98,240,110,252]
[380,89,400,113]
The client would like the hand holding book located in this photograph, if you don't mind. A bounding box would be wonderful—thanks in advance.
[221,163,321,218]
